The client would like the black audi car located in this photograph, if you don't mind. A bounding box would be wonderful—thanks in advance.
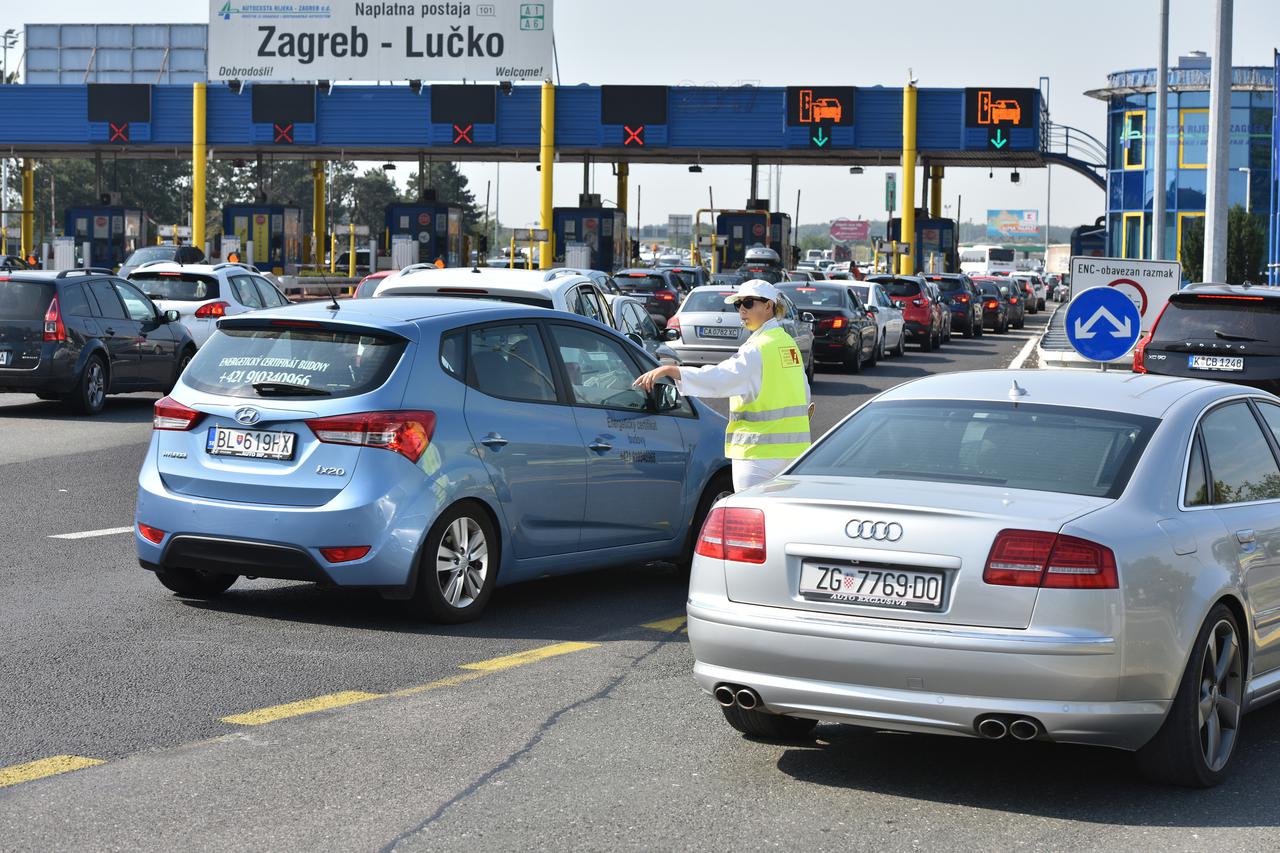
[972,278,1011,333]
[0,269,195,414]
[779,282,878,372]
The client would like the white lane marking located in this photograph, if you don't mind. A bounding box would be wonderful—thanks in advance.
[1007,331,1040,370]
[49,526,133,540]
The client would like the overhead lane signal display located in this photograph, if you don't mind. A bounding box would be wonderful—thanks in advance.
[785,86,855,151]
[600,86,667,148]
[430,85,497,146]
[963,88,1037,152]
[251,84,316,145]
[87,84,152,144]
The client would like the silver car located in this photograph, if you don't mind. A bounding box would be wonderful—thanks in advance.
[689,369,1280,787]
[666,285,815,381]
[849,281,907,359]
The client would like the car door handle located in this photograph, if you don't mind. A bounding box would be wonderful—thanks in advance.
[588,441,612,452]
[480,434,509,449]
[1237,529,1257,546]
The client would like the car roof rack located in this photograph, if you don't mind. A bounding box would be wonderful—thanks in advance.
[55,268,115,278]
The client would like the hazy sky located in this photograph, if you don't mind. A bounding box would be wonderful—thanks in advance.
[6,1,1279,231]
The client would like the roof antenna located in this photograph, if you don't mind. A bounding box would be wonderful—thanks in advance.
[320,276,341,311]
[1008,379,1028,400]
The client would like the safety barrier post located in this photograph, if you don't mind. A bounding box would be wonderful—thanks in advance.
[900,82,918,275]
[192,83,206,255]
[312,161,325,268]
[21,159,34,262]
[329,232,336,274]
[538,82,555,270]
[509,235,515,269]
[348,225,356,278]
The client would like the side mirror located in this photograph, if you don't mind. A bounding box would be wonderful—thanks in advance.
[866,304,879,314]
[164,309,181,323]
[801,312,815,323]
[625,331,644,348]
[652,381,681,413]
[663,327,680,341]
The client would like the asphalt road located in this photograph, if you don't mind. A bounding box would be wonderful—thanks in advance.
[19,307,1275,849]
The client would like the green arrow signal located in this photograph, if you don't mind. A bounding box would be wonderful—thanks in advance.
[813,126,829,147]
[991,128,1007,149]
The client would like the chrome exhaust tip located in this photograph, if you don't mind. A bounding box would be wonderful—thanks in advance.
[735,688,760,710]
[977,718,1008,740]
[713,685,737,707]
[1009,719,1040,741]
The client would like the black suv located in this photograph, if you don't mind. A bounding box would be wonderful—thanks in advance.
[1136,284,1280,394]
[925,273,984,338]
[0,270,196,414]
[614,269,684,327]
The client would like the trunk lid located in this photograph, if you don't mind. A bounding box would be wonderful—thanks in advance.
[725,477,1111,629]
[0,279,54,365]
[676,310,744,347]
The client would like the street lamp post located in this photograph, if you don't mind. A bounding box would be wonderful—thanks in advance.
[1233,166,1252,213]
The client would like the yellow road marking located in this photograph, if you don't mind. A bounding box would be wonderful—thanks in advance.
[642,616,687,632]
[0,755,105,788]
[460,641,600,673]
[221,690,383,726]
[388,671,489,697]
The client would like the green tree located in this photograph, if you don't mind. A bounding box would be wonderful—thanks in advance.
[346,168,402,235]
[1180,206,1266,284]
[1180,215,1205,281]
[404,161,481,234]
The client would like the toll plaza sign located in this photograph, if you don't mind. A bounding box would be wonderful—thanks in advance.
[1069,256,1181,333]
[786,86,854,150]
[964,88,1037,151]
[208,0,554,83]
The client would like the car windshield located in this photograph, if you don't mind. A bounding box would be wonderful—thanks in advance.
[1152,298,1280,352]
[874,278,922,297]
[682,290,739,313]
[124,247,176,266]
[928,277,966,293]
[129,272,220,301]
[184,327,407,399]
[711,274,745,287]
[0,280,54,321]
[782,285,844,309]
[792,400,1158,499]
[737,267,785,284]
[670,270,699,290]
[617,274,668,292]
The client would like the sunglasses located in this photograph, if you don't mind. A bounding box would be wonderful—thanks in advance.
[734,297,765,309]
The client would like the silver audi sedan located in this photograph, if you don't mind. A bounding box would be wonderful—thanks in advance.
[688,369,1280,787]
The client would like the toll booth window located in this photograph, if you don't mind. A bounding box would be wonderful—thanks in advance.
[1123,111,1146,170]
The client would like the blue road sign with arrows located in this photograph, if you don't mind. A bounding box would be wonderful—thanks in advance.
[1066,286,1141,362]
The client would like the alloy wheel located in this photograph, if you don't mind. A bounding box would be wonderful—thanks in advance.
[436,516,489,609]
[1199,619,1243,772]
[87,362,106,410]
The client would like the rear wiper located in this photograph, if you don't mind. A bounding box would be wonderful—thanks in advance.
[252,382,331,397]
[1214,329,1266,342]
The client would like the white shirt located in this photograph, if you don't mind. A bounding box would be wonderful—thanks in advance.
[674,318,811,406]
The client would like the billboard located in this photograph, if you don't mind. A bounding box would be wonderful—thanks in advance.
[208,1,554,83]
[986,209,1039,239]
[829,219,869,242]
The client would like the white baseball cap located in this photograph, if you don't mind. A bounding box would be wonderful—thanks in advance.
[725,279,781,305]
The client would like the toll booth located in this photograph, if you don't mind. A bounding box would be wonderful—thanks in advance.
[385,202,464,267]
[889,215,958,273]
[552,207,627,271]
[1071,218,1107,258]
[221,205,303,272]
[715,209,792,270]
[64,206,149,269]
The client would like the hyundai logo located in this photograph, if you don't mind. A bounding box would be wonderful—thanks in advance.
[845,520,903,542]
[234,407,262,426]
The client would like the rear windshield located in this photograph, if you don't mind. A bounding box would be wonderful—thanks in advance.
[0,280,54,321]
[670,270,699,290]
[682,290,739,313]
[737,267,785,284]
[927,277,966,292]
[781,285,845,309]
[850,285,870,302]
[124,247,176,266]
[711,274,745,287]
[130,272,220,301]
[792,400,1157,499]
[183,327,407,399]
[617,274,668,292]
[874,278,923,297]
[1152,297,1280,351]
[976,281,1002,296]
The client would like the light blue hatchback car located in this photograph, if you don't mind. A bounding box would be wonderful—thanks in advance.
[136,297,731,622]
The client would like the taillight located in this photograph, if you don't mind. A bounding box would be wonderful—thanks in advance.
[1132,332,1151,373]
[137,523,166,544]
[666,315,681,334]
[305,410,436,463]
[816,317,847,331]
[695,507,766,563]
[984,529,1117,589]
[985,300,998,309]
[956,294,970,303]
[43,296,66,342]
[153,396,203,430]
[194,301,229,319]
[319,545,371,563]
[656,290,676,302]
[1009,296,1019,304]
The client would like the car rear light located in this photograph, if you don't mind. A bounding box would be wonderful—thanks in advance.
[695,507,766,563]
[438,288,489,295]
[319,545,371,563]
[137,523,166,544]
[1009,296,1019,304]
[985,300,998,309]
[305,410,437,464]
[956,294,970,303]
[984,529,1117,589]
[153,396,203,430]
[43,296,66,342]
[194,301,229,319]
[1195,294,1264,301]
[159,272,183,277]
[1132,332,1151,373]
[817,317,846,331]
[656,290,676,301]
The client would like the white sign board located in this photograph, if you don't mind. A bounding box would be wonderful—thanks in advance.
[512,228,548,242]
[208,1,553,83]
[1069,256,1181,333]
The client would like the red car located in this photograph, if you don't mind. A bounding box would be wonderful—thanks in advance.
[353,270,395,299]
[868,274,944,352]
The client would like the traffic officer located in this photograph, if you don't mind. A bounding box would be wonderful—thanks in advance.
[634,280,812,491]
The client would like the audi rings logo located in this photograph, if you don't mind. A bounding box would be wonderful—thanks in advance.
[845,520,903,542]
[234,407,262,426]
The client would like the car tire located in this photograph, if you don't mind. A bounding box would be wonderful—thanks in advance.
[894,331,906,358]
[411,502,500,623]
[155,568,237,598]
[1015,316,1025,330]
[943,324,952,343]
[844,345,862,373]
[721,703,818,741]
[997,318,1007,334]
[1038,298,1046,311]
[866,333,879,368]
[1136,604,1244,788]
[805,352,816,383]
[680,469,734,574]
[169,347,196,394]
[974,317,984,338]
[64,355,107,416]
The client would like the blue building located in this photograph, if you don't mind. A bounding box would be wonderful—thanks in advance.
[1087,53,1275,266]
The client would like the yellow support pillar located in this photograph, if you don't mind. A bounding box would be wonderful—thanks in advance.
[348,225,356,278]
[616,162,628,214]
[929,166,943,219]
[312,161,326,268]
[538,81,555,270]
[192,83,207,254]
[899,82,918,275]
[21,159,34,262]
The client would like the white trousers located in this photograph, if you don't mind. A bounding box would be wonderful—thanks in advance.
[731,458,792,492]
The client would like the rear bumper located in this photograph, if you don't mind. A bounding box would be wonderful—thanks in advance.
[668,343,740,366]
[902,320,932,339]
[687,597,1167,750]
[0,359,74,394]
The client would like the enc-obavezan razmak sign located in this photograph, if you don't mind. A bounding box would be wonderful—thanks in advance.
[208,1,554,83]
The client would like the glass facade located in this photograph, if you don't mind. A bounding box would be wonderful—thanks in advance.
[1100,72,1274,266]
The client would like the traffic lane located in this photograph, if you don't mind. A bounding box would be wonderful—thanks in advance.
[0,392,157,467]
[5,632,1280,850]
[0,439,689,767]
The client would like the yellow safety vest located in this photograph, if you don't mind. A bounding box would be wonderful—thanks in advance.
[726,326,811,460]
